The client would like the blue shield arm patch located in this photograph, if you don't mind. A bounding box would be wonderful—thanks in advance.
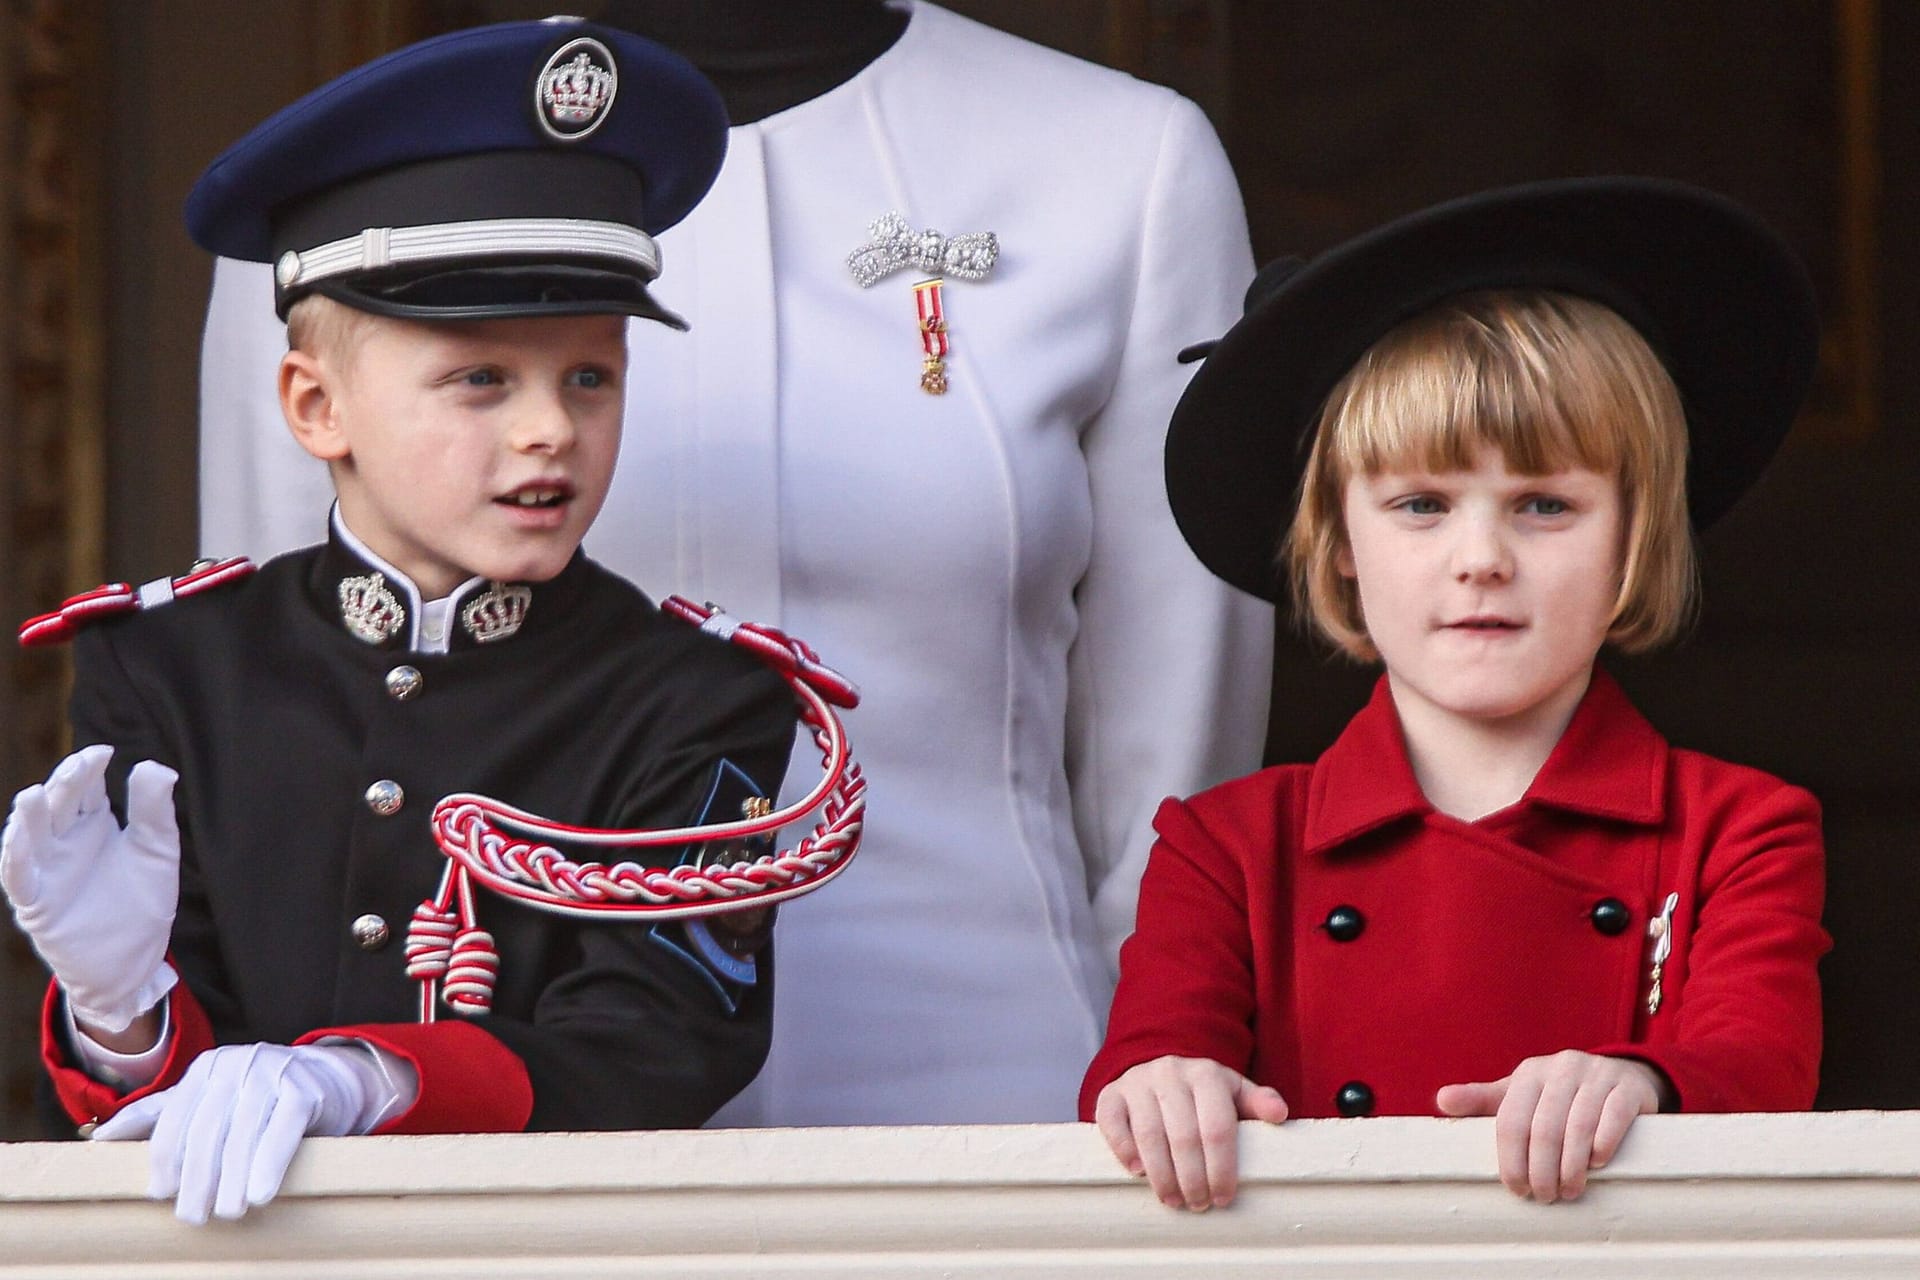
[647,758,778,1013]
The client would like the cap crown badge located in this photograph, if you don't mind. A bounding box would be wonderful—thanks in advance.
[536,38,618,141]
[461,582,533,644]
[340,573,405,645]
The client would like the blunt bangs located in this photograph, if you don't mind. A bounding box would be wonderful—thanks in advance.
[1320,292,1646,485]
[1286,290,1698,660]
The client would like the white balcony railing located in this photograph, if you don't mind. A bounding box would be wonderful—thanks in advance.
[4,1112,1919,1277]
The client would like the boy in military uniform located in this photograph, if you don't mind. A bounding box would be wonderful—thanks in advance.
[1,20,801,1224]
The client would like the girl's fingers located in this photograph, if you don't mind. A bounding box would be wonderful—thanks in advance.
[1099,1060,1273,1212]
[1557,1080,1612,1199]
[1127,1096,1183,1207]
[1434,1079,1505,1117]
[1589,1081,1649,1170]
[1234,1078,1290,1124]
[1151,1083,1215,1210]
[1525,1071,1581,1203]
[1093,1088,1144,1177]
[1493,1072,1545,1198]
[1192,1075,1244,1207]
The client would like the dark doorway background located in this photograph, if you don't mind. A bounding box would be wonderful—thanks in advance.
[2,0,1911,1134]
[1224,2,1915,1114]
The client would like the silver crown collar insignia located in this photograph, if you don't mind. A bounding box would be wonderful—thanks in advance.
[461,582,533,644]
[339,573,406,645]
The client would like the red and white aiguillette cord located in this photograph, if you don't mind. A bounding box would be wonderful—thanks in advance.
[405,597,866,1021]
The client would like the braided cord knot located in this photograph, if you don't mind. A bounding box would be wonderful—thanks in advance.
[404,901,458,980]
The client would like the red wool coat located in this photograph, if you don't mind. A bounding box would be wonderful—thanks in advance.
[1081,670,1829,1120]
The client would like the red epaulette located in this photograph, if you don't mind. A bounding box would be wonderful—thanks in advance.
[18,557,257,648]
[659,596,861,709]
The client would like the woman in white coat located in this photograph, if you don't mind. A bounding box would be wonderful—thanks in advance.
[196,0,1272,1125]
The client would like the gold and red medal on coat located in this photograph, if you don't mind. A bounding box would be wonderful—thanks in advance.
[845,211,999,395]
[914,278,950,395]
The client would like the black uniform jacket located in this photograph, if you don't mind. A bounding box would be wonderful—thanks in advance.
[41,533,795,1134]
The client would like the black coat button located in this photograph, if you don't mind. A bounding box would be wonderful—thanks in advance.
[1322,905,1365,942]
[1335,1081,1375,1117]
[1590,898,1632,936]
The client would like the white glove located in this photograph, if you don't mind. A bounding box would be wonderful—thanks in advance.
[1,744,181,1032]
[90,1041,416,1224]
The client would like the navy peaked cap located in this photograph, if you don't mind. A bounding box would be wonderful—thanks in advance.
[186,18,728,325]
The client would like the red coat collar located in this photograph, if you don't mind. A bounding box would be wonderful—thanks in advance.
[1303,666,1669,855]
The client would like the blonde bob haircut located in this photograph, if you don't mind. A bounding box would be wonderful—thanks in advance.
[1285,289,1697,661]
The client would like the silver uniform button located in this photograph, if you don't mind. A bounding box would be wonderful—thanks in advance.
[351,913,390,951]
[365,779,404,816]
[385,665,423,700]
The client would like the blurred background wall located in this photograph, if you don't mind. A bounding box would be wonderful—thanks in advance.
[2,0,1911,1136]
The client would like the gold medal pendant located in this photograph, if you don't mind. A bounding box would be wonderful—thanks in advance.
[846,213,1000,396]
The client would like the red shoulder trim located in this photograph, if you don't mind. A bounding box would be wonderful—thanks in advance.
[659,595,861,708]
[18,557,256,648]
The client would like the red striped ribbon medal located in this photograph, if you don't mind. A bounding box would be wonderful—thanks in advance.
[845,212,999,396]
[914,278,950,395]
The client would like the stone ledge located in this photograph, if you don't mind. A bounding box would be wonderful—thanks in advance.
[3,1112,1918,1277]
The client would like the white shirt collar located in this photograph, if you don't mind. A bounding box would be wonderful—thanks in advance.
[330,504,484,655]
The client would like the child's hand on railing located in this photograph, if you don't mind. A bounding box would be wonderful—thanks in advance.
[1437,1049,1670,1203]
[1093,1055,1289,1211]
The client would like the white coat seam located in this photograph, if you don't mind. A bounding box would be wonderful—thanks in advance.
[857,67,1105,1055]
[1072,95,1178,911]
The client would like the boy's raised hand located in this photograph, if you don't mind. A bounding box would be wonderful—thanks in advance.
[1094,1055,1289,1211]
[0,745,181,1033]
[1436,1049,1669,1202]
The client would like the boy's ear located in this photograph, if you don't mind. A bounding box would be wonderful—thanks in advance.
[279,350,350,462]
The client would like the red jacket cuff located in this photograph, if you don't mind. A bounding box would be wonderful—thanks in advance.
[39,978,215,1130]
[1589,1039,1817,1115]
[295,1020,533,1134]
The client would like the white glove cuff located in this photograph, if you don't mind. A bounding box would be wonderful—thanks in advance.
[310,1039,420,1134]
[66,961,179,1036]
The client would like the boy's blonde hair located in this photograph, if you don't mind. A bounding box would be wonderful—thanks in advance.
[1285,290,1697,660]
[285,293,374,365]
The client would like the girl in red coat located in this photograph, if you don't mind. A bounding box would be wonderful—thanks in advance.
[1082,178,1829,1211]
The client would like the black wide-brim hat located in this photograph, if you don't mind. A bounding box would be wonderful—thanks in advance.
[185,19,728,326]
[1166,176,1820,602]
